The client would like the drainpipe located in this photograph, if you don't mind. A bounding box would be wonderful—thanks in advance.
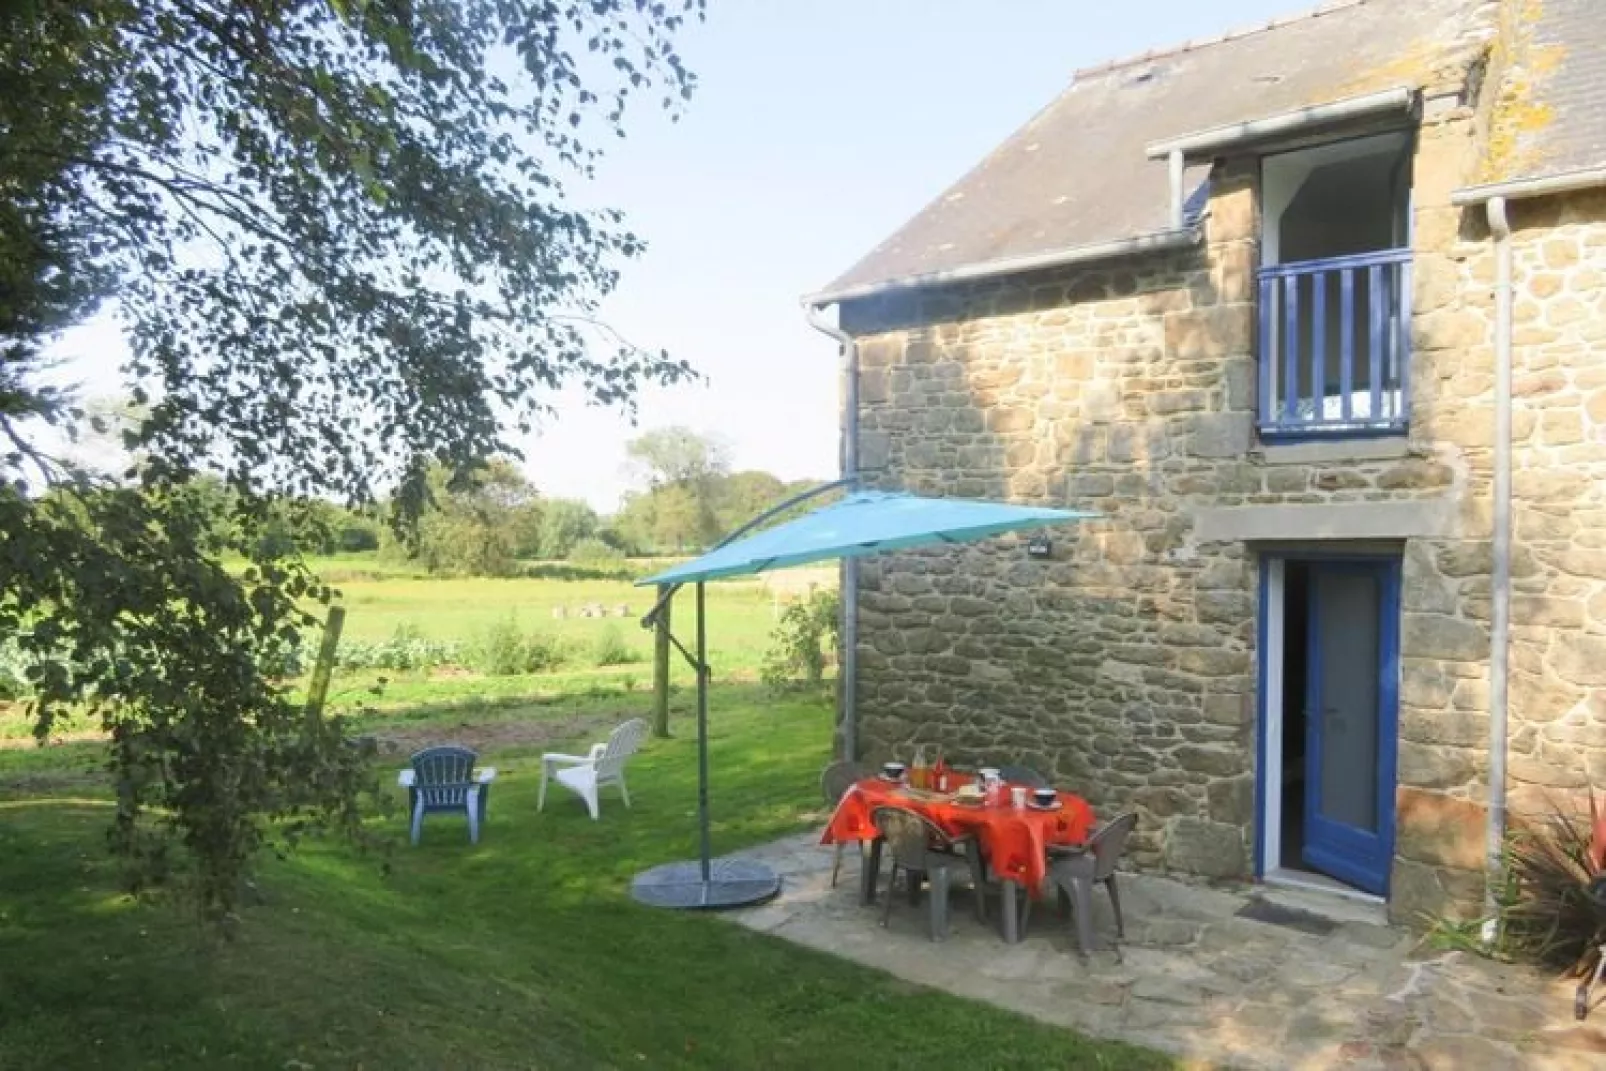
[804,301,860,762]
[1486,195,1512,917]
[1167,150,1186,230]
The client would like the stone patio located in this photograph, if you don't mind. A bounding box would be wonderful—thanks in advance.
[724,832,1606,1069]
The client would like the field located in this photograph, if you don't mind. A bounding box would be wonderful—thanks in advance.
[310,554,833,678]
[0,563,1164,1069]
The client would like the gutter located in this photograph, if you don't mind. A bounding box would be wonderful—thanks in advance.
[1452,165,1606,207]
[803,226,1199,308]
[1145,86,1417,160]
[802,302,860,763]
[1452,166,1606,926]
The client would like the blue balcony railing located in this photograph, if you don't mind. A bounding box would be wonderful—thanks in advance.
[1257,248,1412,437]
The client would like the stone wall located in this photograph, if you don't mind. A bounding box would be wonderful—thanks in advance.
[1485,192,1606,807]
[835,73,1606,922]
[1392,175,1606,919]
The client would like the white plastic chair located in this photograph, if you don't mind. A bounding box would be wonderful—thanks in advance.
[538,718,649,820]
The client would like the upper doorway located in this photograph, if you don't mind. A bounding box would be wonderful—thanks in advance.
[1258,555,1401,898]
[1256,132,1414,437]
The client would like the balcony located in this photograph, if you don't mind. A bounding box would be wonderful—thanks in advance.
[1256,248,1412,438]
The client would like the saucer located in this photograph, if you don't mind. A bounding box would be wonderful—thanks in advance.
[1027,799,1063,811]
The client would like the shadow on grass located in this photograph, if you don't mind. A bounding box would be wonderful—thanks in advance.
[0,685,1169,1069]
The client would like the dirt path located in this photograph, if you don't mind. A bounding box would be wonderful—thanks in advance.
[361,708,627,757]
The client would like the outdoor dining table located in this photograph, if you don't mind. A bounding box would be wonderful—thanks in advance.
[821,773,1095,944]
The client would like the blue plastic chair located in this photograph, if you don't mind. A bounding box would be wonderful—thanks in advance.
[403,745,494,845]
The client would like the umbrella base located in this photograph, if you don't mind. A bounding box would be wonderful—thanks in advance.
[630,858,781,910]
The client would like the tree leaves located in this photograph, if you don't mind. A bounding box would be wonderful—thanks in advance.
[0,0,704,920]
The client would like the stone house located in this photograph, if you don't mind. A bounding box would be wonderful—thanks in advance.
[803,0,1606,923]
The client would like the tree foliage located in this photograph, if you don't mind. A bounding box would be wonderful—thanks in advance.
[616,425,730,550]
[413,460,532,576]
[0,0,704,919]
[535,497,600,559]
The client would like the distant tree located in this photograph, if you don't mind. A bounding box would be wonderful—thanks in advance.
[622,427,730,549]
[714,470,786,532]
[537,498,600,559]
[412,461,538,576]
[335,522,380,553]
[510,502,547,559]
[626,426,733,488]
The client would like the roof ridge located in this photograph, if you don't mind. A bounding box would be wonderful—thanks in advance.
[1071,0,1373,82]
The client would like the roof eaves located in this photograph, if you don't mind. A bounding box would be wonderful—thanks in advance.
[1145,86,1417,159]
[804,226,1201,309]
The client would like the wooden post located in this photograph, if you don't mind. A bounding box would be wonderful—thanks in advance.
[304,605,346,723]
[652,583,672,738]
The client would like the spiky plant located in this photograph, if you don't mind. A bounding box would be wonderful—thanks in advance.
[1502,791,1606,973]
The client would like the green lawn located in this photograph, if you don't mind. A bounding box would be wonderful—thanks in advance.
[0,686,1168,1070]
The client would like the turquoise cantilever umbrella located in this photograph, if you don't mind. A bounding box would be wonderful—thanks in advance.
[628,488,1097,910]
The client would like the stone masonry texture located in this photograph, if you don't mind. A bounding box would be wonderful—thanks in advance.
[833,51,1606,925]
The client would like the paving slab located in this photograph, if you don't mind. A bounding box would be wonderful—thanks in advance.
[722,831,1606,1069]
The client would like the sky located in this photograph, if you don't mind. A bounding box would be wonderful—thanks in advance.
[48,0,1311,512]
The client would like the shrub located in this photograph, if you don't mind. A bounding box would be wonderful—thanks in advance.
[760,588,839,691]
[568,536,625,564]
[470,617,566,676]
[336,524,380,552]
[337,623,463,672]
[591,623,642,667]
[1499,792,1606,972]
[523,560,639,582]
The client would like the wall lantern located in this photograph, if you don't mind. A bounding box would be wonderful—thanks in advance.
[1027,534,1053,560]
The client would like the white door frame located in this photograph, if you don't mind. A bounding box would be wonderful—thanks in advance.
[1261,558,1286,875]
[1257,556,1386,904]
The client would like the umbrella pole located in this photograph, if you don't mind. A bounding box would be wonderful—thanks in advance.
[696,581,712,885]
[624,580,779,910]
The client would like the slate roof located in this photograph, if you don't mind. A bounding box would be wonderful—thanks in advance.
[817,0,1482,302]
[1488,0,1606,183]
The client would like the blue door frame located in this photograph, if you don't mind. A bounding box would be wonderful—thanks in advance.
[1254,553,1401,896]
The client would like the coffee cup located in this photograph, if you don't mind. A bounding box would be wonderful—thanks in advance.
[882,762,907,782]
[977,766,1002,785]
[1033,788,1058,808]
[1010,786,1027,809]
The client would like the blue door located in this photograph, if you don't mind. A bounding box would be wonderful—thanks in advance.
[1302,561,1399,895]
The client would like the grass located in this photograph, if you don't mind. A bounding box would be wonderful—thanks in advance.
[321,567,787,678]
[0,563,812,743]
[0,685,1168,1070]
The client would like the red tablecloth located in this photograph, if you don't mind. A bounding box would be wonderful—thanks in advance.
[821,775,1095,894]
